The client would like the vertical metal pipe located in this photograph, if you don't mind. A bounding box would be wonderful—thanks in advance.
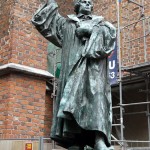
[38,137,41,150]
[117,0,124,150]
[141,0,147,62]
[52,50,57,149]
[39,137,44,150]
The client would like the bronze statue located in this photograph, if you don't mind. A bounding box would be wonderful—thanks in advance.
[32,0,116,149]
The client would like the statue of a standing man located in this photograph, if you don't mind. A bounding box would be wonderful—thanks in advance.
[32,0,116,149]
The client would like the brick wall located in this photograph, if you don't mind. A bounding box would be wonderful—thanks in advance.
[0,0,53,139]
[44,93,53,136]
[10,0,48,70]
[0,74,53,138]
[120,0,150,66]
[0,75,11,138]
[0,0,14,65]
[0,0,48,69]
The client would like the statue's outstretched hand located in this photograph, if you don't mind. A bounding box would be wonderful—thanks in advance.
[47,0,56,4]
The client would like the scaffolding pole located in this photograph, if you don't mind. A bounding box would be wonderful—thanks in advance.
[113,101,150,108]
[117,0,124,149]
[141,0,147,62]
[52,49,57,149]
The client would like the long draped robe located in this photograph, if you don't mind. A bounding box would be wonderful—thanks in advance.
[32,2,116,148]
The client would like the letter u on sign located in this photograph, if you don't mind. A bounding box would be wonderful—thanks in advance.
[109,60,115,70]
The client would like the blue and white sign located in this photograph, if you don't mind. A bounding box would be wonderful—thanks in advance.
[108,42,118,85]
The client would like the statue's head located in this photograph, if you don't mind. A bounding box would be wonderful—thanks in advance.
[74,0,93,15]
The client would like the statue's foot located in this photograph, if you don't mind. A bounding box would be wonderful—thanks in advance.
[94,140,110,150]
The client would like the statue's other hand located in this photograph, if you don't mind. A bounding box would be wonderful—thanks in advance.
[76,27,92,39]
[76,28,85,38]
[47,0,56,5]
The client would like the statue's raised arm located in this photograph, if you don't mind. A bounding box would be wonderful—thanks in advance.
[32,0,66,47]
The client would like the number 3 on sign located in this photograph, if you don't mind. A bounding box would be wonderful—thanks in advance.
[109,72,115,79]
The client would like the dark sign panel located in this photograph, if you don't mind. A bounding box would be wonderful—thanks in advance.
[108,42,118,85]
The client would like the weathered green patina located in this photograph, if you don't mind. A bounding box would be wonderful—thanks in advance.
[32,0,116,149]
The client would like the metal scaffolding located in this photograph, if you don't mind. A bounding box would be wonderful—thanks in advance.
[115,0,150,149]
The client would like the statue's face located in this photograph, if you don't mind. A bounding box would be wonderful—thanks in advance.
[78,0,93,15]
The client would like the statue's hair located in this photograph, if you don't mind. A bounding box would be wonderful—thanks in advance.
[74,0,93,14]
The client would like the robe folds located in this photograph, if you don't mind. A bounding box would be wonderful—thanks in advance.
[32,2,116,148]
